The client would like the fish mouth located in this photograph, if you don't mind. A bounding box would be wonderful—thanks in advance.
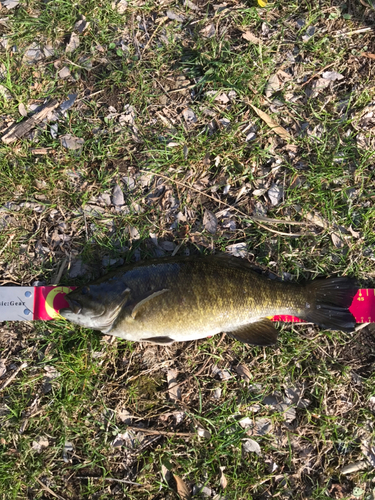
[60,297,107,319]
[62,297,82,315]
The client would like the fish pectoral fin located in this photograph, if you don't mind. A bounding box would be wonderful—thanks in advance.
[142,336,175,345]
[131,289,170,320]
[226,319,278,346]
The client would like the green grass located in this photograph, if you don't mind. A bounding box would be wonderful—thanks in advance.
[1,0,375,498]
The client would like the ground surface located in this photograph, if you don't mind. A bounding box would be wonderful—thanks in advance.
[1,0,375,498]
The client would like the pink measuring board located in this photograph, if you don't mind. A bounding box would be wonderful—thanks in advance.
[0,287,373,324]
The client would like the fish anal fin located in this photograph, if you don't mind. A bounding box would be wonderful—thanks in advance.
[226,319,278,346]
[142,336,175,345]
[131,289,170,319]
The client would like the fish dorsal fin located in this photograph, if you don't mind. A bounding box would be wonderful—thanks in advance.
[131,289,170,320]
[226,318,278,346]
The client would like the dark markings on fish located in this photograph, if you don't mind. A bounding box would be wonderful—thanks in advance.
[301,277,358,330]
[60,254,358,344]
[226,318,278,345]
[131,289,170,319]
[143,336,175,344]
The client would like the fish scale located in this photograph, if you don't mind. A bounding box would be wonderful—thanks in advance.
[57,255,360,345]
[0,286,373,326]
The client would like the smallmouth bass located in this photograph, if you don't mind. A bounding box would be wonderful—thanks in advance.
[60,255,358,345]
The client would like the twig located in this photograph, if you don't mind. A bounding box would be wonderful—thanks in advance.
[50,257,68,285]
[0,233,15,256]
[300,62,336,88]
[140,169,305,225]
[141,17,168,55]
[126,426,195,437]
[2,100,59,144]
[254,221,301,237]
[35,478,66,500]
[333,27,372,38]
[0,362,27,392]
[76,476,141,486]
[140,169,308,235]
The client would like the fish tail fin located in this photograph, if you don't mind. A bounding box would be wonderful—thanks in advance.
[301,277,358,332]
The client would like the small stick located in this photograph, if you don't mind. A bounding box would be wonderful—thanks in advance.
[300,62,336,88]
[140,169,308,230]
[333,27,372,38]
[76,476,141,486]
[50,257,68,285]
[35,478,66,500]
[126,426,195,437]
[2,100,59,144]
[0,233,15,256]
[0,362,27,392]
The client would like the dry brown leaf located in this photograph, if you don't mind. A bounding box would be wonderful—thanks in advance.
[242,31,262,44]
[174,474,191,500]
[203,209,218,234]
[331,232,344,248]
[361,52,375,60]
[167,368,181,401]
[235,364,252,382]
[277,69,293,82]
[304,211,327,229]
[348,225,360,239]
[249,103,292,141]
[2,99,59,144]
[265,73,280,97]
[220,466,228,489]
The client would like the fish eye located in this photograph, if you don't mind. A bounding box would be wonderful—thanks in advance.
[81,286,90,295]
